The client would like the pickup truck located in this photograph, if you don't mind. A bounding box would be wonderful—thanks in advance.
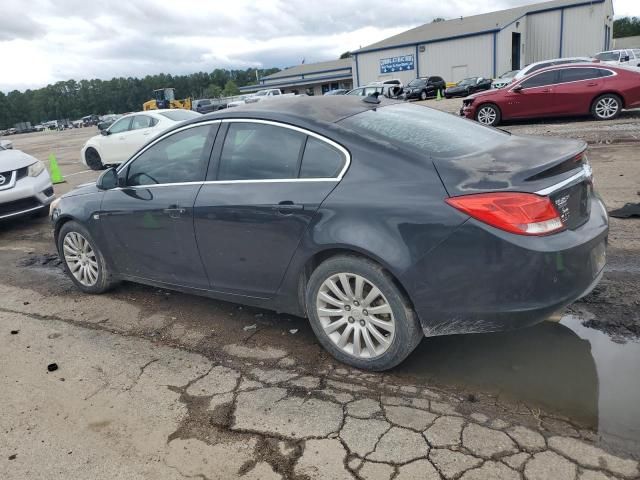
[243,89,296,104]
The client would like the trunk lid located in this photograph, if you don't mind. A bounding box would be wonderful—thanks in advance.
[433,134,592,231]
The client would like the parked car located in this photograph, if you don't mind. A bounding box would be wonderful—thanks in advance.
[81,109,201,170]
[347,80,403,99]
[461,63,640,126]
[445,77,492,98]
[492,70,520,89]
[0,143,54,220]
[512,57,593,82]
[193,99,218,114]
[97,114,121,131]
[324,89,349,95]
[244,89,295,104]
[403,76,446,100]
[1,139,13,149]
[594,49,639,67]
[51,96,607,370]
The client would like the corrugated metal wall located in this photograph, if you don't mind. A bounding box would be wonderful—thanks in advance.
[614,35,640,49]
[419,34,494,82]
[526,10,562,63]
[496,20,527,76]
[563,3,607,57]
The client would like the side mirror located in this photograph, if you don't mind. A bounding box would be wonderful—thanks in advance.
[512,85,523,93]
[97,167,119,190]
[100,129,110,136]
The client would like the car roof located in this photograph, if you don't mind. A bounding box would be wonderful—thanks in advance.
[516,62,621,80]
[193,96,400,132]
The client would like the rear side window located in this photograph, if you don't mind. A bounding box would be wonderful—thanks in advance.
[130,115,157,130]
[300,137,344,178]
[520,70,558,88]
[217,123,305,180]
[558,68,602,83]
[340,103,508,158]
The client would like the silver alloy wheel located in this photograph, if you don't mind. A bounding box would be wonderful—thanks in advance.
[63,232,99,287]
[477,106,497,125]
[316,273,396,359]
[595,97,619,119]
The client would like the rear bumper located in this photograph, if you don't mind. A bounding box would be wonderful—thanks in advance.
[401,196,609,337]
[0,172,55,220]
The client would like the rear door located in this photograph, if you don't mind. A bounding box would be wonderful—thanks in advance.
[99,123,218,288]
[504,70,560,119]
[194,120,348,298]
[553,67,603,115]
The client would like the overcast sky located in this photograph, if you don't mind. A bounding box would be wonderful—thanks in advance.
[0,0,636,92]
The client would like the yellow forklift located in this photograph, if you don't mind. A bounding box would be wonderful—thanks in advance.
[143,88,192,111]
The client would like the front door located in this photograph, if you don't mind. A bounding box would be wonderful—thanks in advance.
[194,121,347,298]
[503,70,559,119]
[101,116,132,164]
[99,123,218,288]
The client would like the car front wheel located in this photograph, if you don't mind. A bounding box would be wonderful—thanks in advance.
[476,103,501,126]
[85,148,104,171]
[420,90,428,101]
[591,94,621,121]
[57,221,117,294]
[305,255,423,371]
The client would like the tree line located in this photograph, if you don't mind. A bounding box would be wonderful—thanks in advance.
[0,67,280,129]
[613,17,640,38]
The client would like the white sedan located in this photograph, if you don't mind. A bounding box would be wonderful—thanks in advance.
[81,109,201,170]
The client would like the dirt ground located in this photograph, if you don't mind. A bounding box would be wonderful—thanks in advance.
[1,115,640,478]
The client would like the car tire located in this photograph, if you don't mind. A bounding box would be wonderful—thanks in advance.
[57,220,117,294]
[420,90,428,101]
[591,94,621,121]
[85,148,104,171]
[305,255,423,371]
[475,103,501,126]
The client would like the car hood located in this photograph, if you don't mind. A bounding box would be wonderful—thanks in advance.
[433,134,586,196]
[63,182,100,198]
[467,89,502,101]
[0,149,38,170]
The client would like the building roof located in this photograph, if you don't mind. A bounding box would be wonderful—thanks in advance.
[262,58,352,80]
[355,0,605,53]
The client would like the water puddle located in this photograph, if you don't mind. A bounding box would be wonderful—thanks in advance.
[394,315,640,452]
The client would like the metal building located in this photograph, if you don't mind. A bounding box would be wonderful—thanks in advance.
[352,0,614,86]
[239,58,353,96]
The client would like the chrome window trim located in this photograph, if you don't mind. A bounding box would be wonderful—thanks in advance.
[114,118,351,188]
[510,67,617,92]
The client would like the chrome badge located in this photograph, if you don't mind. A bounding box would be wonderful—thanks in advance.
[0,174,5,186]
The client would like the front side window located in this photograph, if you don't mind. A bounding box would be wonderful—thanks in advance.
[125,125,211,186]
[217,123,305,180]
[300,137,345,178]
[346,88,364,96]
[109,117,132,134]
[558,68,602,83]
[520,70,558,89]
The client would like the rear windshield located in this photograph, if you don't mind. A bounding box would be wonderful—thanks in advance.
[160,110,201,121]
[340,103,508,158]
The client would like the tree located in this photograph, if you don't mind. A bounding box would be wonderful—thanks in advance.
[205,84,223,98]
[613,17,640,38]
[340,51,352,59]
[222,80,240,97]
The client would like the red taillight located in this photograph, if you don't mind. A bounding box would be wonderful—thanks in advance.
[445,192,565,236]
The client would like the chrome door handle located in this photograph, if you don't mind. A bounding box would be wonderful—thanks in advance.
[163,207,186,218]
[273,201,303,215]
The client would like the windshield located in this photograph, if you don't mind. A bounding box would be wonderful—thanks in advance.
[596,52,620,61]
[159,110,201,121]
[407,79,425,87]
[458,78,475,86]
[340,103,508,158]
[499,70,518,78]
[255,91,268,96]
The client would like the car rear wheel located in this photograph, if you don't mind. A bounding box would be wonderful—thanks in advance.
[476,103,501,126]
[420,90,428,101]
[58,221,117,294]
[85,148,104,171]
[591,94,621,121]
[306,255,423,371]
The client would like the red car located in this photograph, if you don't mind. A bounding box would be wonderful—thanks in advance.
[461,63,640,126]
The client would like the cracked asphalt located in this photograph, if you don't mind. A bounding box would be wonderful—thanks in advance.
[1,123,639,479]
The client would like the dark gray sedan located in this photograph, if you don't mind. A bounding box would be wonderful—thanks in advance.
[50,96,608,370]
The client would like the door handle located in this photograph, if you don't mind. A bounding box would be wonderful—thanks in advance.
[540,89,551,93]
[273,201,303,215]
[163,206,186,218]
[586,82,597,87]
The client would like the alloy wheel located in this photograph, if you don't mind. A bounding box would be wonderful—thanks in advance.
[477,106,497,125]
[316,273,396,359]
[63,232,99,287]
[595,97,619,119]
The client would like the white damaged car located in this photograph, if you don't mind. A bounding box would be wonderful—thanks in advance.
[0,143,54,220]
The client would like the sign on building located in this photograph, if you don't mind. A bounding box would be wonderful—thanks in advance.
[380,55,415,74]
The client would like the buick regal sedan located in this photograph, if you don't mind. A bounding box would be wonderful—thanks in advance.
[462,63,640,126]
[50,96,608,370]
